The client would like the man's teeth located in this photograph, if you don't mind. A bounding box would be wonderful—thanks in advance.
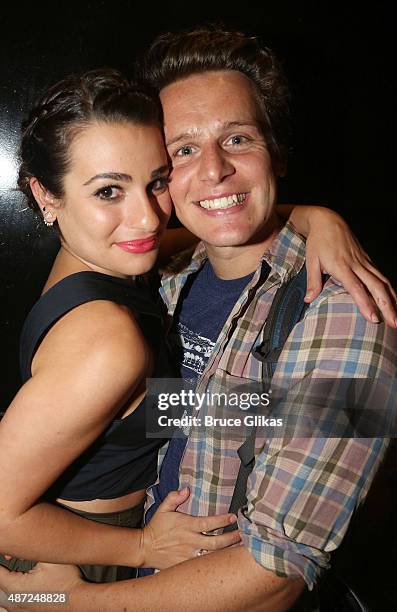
[198,193,246,210]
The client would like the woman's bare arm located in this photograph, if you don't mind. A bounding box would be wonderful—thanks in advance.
[160,207,396,327]
[277,204,397,327]
[0,549,304,612]
[0,301,239,568]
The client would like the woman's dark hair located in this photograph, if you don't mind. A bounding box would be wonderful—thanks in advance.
[18,68,163,212]
[140,26,290,169]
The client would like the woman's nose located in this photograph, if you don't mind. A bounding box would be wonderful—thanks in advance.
[124,193,161,232]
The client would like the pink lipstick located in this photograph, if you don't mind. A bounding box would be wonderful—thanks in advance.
[116,236,158,253]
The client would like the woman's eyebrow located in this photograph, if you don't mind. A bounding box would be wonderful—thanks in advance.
[83,172,132,186]
[151,165,170,179]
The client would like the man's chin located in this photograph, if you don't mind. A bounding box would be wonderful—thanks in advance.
[202,234,253,249]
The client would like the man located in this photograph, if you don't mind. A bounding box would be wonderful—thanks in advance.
[139,27,395,602]
[0,27,396,612]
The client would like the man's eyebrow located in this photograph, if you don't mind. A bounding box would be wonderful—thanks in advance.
[166,122,260,147]
[166,129,201,148]
[83,172,132,186]
[224,121,259,130]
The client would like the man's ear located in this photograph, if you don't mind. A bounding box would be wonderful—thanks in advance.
[29,177,59,225]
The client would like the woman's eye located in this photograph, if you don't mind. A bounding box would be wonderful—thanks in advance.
[94,185,121,200]
[175,145,194,157]
[151,176,170,193]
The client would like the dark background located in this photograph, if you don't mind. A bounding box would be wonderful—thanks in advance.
[0,1,395,607]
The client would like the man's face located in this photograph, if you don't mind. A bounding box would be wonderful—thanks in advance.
[160,70,279,248]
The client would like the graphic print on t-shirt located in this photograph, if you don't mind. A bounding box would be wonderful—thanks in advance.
[169,260,256,381]
[175,322,215,377]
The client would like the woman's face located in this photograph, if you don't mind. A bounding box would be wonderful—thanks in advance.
[50,121,171,278]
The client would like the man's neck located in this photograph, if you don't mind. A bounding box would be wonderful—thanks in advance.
[204,217,283,280]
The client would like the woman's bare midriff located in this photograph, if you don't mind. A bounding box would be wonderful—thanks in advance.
[57,488,147,513]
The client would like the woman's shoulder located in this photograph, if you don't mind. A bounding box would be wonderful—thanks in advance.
[60,296,145,343]
[28,270,156,338]
[21,271,156,382]
[49,294,145,349]
[31,287,150,382]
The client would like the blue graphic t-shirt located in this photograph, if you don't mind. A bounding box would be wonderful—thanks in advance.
[145,262,255,524]
[170,260,255,380]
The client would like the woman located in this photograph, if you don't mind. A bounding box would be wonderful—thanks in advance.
[0,69,242,583]
[0,68,394,588]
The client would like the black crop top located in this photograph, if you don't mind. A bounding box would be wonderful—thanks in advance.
[19,271,171,501]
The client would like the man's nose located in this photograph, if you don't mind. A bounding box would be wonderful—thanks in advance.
[198,144,235,183]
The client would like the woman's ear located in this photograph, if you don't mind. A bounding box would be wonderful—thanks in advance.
[29,177,58,226]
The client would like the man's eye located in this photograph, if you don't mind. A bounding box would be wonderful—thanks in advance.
[225,135,248,146]
[175,145,194,157]
[94,185,121,200]
[151,176,171,193]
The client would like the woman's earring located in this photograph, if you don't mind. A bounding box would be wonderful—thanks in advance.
[43,211,54,227]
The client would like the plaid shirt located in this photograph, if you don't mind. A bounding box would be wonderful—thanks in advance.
[148,222,396,589]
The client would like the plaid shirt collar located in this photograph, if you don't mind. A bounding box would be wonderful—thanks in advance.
[160,221,306,316]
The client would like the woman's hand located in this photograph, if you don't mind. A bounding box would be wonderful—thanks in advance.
[287,205,397,327]
[0,563,83,611]
[140,488,241,569]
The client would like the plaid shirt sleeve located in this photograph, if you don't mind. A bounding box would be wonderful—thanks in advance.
[238,281,396,589]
